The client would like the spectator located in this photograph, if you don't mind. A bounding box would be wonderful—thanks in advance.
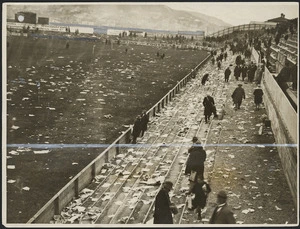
[291,64,297,91]
[140,110,149,137]
[241,64,248,81]
[209,191,236,224]
[203,93,217,123]
[224,52,227,61]
[276,62,291,92]
[234,65,241,81]
[255,64,264,85]
[188,177,211,220]
[248,62,257,83]
[253,85,264,110]
[232,84,246,110]
[217,60,221,70]
[154,181,177,224]
[201,73,209,86]
[211,57,215,65]
[131,115,141,144]
[224,66,231,82]
[185,137,207,181]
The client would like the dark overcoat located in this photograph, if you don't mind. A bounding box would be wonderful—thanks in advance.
[191,181,211,209]
[253,88,263,104]
[153,189,173,224]
[203,96,215,116]
[140,113,149,131]
[232,87,245,104]
[209,204,236,224]
[132,118,141,138]
[185,144,207,174]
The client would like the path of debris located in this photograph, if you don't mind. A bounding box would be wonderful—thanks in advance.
[52,51,297,225]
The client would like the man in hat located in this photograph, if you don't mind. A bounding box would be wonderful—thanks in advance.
[253,85,264,110]
[224,65,231,82]
[232,84,245,110]
[185,137,207,181]
[153,181,175,224]
[203,93,217,123]
[209,190,236,224]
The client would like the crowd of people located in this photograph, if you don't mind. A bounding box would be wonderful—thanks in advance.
[153,136,236,224]
[132,25,297,223]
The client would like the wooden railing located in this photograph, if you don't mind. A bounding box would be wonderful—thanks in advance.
[207,23,276,38]
[26,54,211,224]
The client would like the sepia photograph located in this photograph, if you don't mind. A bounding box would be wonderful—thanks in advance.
[2,1,299,227]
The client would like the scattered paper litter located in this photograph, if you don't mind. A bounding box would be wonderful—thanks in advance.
[34,150,50,154]
[9,150,19,155]
[22,187,30,191]
[7,165,15,169]
[7,179,16,184]
[275,206,282,211]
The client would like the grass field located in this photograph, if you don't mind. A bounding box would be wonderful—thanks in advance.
[5,35,209,223]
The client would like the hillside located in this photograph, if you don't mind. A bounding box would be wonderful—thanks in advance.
[6,4,231,34]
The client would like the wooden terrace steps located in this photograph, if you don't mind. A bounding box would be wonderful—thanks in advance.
[55,53,235,224]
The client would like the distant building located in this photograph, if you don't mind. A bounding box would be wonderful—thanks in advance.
[38,17,49,25]
[15,12,36,24]
[69,26,94,34]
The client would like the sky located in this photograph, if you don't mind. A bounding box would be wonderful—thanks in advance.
[165,2,299,26]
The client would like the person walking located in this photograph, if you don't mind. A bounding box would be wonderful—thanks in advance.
[203,94,217,123]
[232,84,246,110]
[241,64,248,81]
[224,66,231,82]
[131,115,142,144]
[185,137,207,181]
[234,65,241,81]
[253,85,264,110]
[209,190,236,224]
[140,110,149,137]
[188,177,211,220]
[201,73,209,86]
[217,60,221,70]
[153,181,177,224]
[248,62,257,83]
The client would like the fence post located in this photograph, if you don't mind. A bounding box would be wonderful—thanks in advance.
[54,197,60,215]
[75,178,79,198]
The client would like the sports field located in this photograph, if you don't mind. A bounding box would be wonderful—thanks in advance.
[6,35,209,222]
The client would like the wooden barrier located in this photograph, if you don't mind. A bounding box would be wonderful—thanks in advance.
[27,54,210,224]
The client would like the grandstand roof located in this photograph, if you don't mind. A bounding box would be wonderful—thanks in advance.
[267,16,290,24]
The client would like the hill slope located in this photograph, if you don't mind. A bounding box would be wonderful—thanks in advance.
[6,4,231,33]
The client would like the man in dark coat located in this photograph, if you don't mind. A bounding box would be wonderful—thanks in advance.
[217,60,221,70]
[253,85,264,110]
[234,65,241,81]
[203,94,217,123]
[153,181,174,224]
[224,66,231,82]
[201,73,209,85]
[209,190,236,224]
[189,178,211,220]
[185,137,207,181]
[140,110,149,137]
[276,62,291,91]
[241,64,248,81]
[248,62,257,83]
[131,115,141,144]
[232,84,246,109]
